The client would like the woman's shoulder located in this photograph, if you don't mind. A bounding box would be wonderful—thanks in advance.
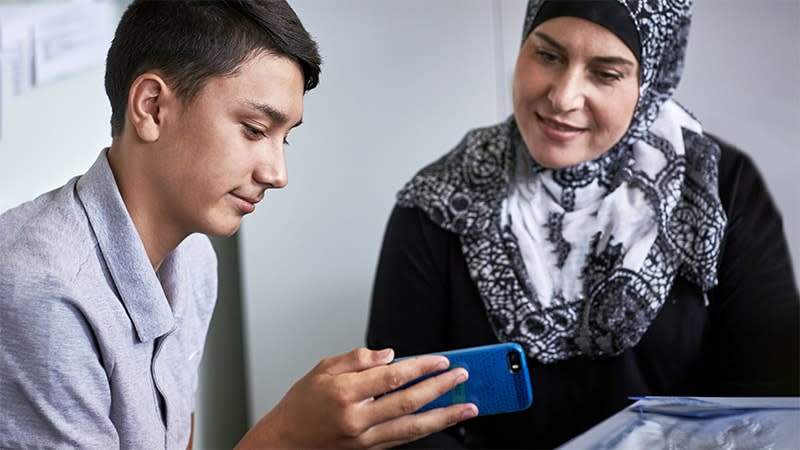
[703,132,771,211]
[705,132,755,176]
[396,119,516,234]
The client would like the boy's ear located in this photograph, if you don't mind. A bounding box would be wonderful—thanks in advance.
[127,72,172,142]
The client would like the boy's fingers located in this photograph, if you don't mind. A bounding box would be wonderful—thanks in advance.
[359,402,478,449]
[365,367,469,424]
[316,347,395,375]
[344,355,451,400]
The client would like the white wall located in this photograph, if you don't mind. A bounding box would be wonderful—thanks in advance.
[239,0,800,426]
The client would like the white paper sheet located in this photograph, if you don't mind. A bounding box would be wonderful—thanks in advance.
[0,1,115,94]
[0,4,41,95]
[32,1,115,86]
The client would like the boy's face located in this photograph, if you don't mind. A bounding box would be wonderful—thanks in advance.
[151,52,305,237]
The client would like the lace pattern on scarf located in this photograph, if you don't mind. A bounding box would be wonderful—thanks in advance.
[397,103,725,362]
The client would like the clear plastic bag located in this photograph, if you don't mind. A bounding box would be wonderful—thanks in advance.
[591,398,800,450]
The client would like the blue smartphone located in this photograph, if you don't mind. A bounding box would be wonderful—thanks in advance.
[398,342,533,416]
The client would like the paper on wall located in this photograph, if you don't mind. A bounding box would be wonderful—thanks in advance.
[0,3,41,96]
[0,1,115,142]
[0,1,115,95]
[32,1,115,87]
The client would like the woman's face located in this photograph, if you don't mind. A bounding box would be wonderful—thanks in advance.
[512,16,640,169]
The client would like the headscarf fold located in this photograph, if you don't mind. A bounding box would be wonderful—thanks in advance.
[397,0,726,362]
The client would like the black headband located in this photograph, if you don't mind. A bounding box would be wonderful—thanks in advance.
[529,0,641,64]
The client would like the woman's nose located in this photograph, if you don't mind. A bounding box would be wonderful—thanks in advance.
[547,70,585,113]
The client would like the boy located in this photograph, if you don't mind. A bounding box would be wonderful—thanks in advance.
[0,1,476,448]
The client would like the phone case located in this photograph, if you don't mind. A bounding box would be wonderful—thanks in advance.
[407,342,533,416]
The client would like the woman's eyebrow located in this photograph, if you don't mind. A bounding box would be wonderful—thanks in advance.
[592,56,636,67]
[533,30,636,67]
[533,31,567,53]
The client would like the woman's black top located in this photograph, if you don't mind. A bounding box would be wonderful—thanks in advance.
[366,137,800,449]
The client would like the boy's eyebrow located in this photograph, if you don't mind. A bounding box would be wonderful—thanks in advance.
[246,100,303,128]
[533,31,636,67]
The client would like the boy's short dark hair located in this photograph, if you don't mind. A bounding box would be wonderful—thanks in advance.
[105,0,321,137]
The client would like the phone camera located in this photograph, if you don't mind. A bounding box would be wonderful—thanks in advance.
[507,351,522,373]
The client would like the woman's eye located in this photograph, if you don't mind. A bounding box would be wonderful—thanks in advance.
[242,124,265,139]
[535,50,560,63]
[596,71,623,83]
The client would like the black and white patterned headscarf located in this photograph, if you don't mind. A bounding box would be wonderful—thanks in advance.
[397,0,726,363]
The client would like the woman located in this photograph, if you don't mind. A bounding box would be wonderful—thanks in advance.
[367,0,800,448]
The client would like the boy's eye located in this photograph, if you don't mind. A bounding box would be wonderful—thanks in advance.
[243,124,265,139]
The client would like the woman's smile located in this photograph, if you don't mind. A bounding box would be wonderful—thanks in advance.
[536,113,588,142]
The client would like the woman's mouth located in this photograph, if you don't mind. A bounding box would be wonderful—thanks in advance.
[536,113,587,141]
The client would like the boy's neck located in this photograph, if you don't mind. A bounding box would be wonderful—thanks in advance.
[107,140,187,272]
